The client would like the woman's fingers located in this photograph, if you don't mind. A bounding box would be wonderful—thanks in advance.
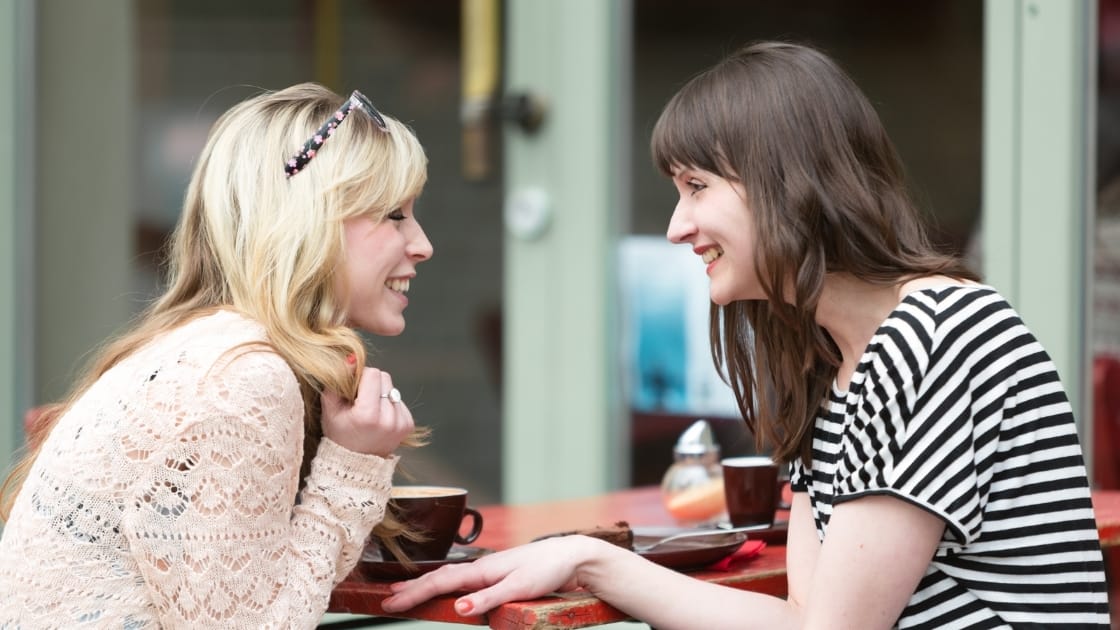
[383,541,582,615]
[383,562,494,613]
[322,366,411,456]
[377,370,397,419]
[452,574,539,616]
[352,366,385,411]
[385,568,545,617]
[374,369,413,436]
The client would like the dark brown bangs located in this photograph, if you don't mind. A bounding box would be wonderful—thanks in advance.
[650,69,733,179]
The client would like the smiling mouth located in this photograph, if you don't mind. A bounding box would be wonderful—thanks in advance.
[385,278,411,293]
[702,247,724,264]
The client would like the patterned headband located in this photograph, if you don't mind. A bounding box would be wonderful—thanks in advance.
[284,90,390,178]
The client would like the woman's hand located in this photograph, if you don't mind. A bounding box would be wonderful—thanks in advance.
[381,536,603,616]
[321,367,413,457]
[384,533,806,630]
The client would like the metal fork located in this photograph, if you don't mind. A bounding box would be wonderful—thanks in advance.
[632,523,770,553]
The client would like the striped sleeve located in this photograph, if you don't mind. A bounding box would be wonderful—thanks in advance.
[831,290,999,548]
[789,459,807,493]
[800,286,1108,627]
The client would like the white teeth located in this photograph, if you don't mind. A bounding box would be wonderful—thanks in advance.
[701,247,723,264]
[386,278,410,293]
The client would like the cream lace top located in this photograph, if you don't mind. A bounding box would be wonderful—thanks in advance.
[0,311,397,628]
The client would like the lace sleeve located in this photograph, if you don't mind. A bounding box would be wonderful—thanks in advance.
[120,347,396,629]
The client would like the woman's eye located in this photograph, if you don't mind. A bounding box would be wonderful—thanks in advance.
[387,209,406,221]
[687,180,706,195]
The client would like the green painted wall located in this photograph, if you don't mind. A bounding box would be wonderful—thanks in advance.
[0,0,134,491]
[502,0,628,502]
[35,0,134,404]
[982,0,1093,445]
[0,0,32,484]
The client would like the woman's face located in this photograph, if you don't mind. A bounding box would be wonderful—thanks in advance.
[665,166,762,305]
[336,198,433,335]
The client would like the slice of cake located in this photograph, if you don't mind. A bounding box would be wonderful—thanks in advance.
[533,520,634,550]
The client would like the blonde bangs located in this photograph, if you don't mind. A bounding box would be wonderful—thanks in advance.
[323,113,429,222]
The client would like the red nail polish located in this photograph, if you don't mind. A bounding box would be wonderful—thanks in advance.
[346,353,357,365]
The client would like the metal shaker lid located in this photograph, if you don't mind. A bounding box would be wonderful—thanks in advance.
[673,419,720,456]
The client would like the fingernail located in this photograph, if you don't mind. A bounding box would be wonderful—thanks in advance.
[346,353,357,365]
[455,598,473,614]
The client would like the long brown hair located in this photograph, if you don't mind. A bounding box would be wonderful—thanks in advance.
[1,84,429,553]
[651,42,977,464]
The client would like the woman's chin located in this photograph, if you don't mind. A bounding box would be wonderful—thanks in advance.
[710,291,735,307]
[353,317,406,337]
[711,283,765,305]
[374,323,406,336]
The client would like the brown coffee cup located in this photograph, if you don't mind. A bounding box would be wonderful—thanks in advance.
[721,456,779,527]
[378,485,484,562]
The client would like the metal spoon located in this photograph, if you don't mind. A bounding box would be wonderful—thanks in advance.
[633,523,770,553]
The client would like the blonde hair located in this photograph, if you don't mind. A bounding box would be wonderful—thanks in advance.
[1,83,429,550]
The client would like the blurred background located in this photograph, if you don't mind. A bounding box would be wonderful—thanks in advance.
[3,0,1120,627]
[0,0,1111,509]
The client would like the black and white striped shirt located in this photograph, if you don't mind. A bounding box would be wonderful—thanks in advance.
[790,285,1110,628]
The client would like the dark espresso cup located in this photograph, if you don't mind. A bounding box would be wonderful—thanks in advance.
[721,456,779,527]
[378,485,484,562]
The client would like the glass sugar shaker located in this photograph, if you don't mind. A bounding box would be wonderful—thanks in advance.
[660,419,726,526]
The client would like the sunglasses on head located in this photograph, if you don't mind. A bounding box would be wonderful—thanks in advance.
[284,90,389,178]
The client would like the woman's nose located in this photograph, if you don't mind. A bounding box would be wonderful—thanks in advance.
[408,222,434,261]
[666,204,695,244]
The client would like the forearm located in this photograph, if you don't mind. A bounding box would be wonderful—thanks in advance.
[575,537,800,630]
[130,444,395,628]
[294,437,397,583]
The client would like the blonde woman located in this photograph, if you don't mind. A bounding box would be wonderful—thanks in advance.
[0,83,433,627]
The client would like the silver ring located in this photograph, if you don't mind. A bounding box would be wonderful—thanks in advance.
[380,387,402,404]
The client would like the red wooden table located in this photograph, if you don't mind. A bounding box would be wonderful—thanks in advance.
[328,487,1120,630]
